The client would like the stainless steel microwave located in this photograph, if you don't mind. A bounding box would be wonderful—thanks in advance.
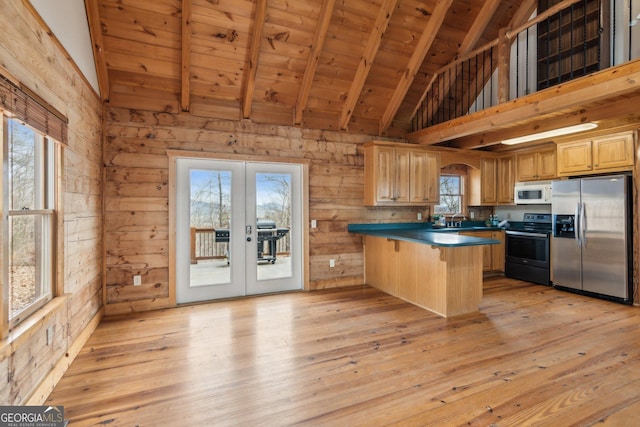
[514,181,552,204]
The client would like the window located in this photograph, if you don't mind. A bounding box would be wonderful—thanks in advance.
[2,116,58,330]
[435,174,463,215]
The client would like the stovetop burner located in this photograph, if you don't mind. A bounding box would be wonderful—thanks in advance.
[507,213,552,234]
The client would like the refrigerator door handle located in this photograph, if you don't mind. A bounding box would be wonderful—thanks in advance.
[575,202,581,247]
[581,202,587,248]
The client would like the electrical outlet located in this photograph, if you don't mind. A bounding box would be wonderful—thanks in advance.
[417,213,422,220]
[133,275,142,286]
[470,211,475,219]
[311,219,317,228]
[329,259,335,268]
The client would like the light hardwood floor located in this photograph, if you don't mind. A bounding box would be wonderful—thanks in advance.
[47,277,640,426]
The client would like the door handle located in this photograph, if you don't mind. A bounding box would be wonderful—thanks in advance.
[246,237,252,242]
[581,202,587,249]
[575,202,580,248]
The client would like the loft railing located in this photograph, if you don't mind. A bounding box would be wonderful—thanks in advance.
[411,0,640,132]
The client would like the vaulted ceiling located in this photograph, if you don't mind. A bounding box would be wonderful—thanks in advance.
[87,0,530,137]
[86,0,640,150]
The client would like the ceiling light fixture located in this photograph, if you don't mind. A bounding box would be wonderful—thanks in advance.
[501,123,598,145]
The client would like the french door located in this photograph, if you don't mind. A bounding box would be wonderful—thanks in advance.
[175,158,303,303]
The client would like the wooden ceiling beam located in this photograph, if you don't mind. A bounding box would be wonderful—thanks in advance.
[509,0,537,28]
[379,0,453,134]
[408,60,640,145]
[453,95,640,150]
[84,0,110,101]
[339,0,398,130]
[418,0,500,129]
[458,0,501,56]
[242,0,267,119]
[180,0,192,112]
[294,0,336,126]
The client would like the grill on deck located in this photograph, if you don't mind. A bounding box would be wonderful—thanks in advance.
[213,221,290,264]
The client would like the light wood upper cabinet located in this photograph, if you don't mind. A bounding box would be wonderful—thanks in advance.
[410,151,440,204]
[556,140,592,174]
[557,131,635,176]
[497,155,515,204]
[364,141,440,206]
[469,157,497,206]
[516,149,556,181]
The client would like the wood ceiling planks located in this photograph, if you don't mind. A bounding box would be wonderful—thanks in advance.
[93,0,632,144]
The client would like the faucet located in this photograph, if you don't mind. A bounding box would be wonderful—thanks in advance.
[451,213,466,228]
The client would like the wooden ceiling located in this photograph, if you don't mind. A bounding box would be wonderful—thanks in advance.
[86,0,640,150]
[87,0,529,138]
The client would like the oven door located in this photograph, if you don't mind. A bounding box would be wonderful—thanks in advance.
[505,230,550,269]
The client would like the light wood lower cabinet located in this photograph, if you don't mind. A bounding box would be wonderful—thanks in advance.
[363,236,483,317]
[458,230,505,272]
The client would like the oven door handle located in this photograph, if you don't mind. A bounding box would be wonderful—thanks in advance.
[505,231,548,238]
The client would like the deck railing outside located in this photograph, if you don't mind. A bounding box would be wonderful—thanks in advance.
[412,0,640,132]
[190,227,291,264]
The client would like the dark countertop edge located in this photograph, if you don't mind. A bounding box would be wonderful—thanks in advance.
[347,222,502,233]
[349,228,500,247]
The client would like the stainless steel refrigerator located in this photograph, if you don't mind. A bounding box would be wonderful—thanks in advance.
[551,175,632,301]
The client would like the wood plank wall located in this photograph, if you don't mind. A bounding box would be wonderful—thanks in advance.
[0,2,103,404]
[103,107,426,315]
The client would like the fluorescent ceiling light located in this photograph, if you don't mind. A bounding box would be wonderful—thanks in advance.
[501,123,598,145]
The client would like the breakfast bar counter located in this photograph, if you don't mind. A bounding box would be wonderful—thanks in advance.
[348,223,499,317]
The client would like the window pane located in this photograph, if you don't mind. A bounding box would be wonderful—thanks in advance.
[436,175,462,214]
[9,121,37,211]
[9,214,51,318]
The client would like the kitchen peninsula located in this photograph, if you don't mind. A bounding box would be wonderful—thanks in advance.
[349,223,500,317]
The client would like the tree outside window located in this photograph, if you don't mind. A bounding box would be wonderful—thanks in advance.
[5,118,56,325]
[435,174,463,214]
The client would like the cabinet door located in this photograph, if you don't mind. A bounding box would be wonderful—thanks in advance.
[537,150,557,179]
[592,132,634,171]
[374,147,396,202]
[516,152,538,181]
[410,151,439,203]
[557,140,592,175]
[497,155,515,204]
[481,158,497,204]
[394,149,411,204]
[491,231,505,272]
[458,231,492,271]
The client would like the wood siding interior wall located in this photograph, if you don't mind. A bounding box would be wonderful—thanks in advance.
[103,107,427,315]
[0,2,103,404]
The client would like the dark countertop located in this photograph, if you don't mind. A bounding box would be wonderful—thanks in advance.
[348,222,502,247]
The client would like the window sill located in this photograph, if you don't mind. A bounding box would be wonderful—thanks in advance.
[0,295,68,359]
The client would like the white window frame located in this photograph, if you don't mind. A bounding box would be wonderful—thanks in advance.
[435,173,466,216]
[0,113,61,336]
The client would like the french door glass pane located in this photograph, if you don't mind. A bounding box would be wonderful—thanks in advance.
[255,172,292,281]
[189,169,232,287]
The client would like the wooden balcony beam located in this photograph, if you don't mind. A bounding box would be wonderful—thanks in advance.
[408,60,640,145]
